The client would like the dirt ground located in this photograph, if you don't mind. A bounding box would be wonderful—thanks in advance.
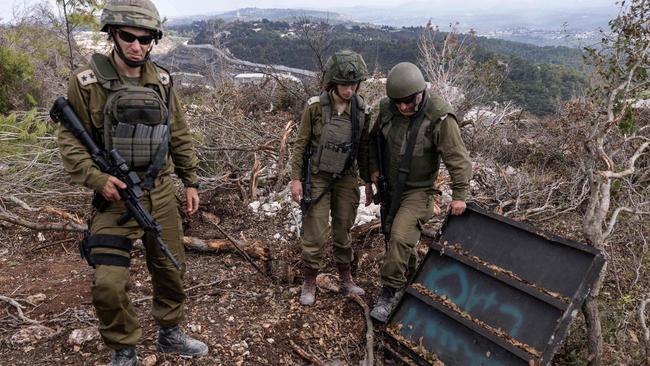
[0,190,418,365]
[0,188,597,365]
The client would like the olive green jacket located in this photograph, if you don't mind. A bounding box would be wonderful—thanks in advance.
[290,91,371,182]
[57,53,199,192]
[368,93,472,201]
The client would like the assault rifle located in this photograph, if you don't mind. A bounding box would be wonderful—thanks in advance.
[373,130,390,241]
[299,143,313,234]
[50,97,181,270]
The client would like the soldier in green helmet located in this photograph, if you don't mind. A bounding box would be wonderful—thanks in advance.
[366,62,472,322]
[56,0,208,364]
[290,50,372,305]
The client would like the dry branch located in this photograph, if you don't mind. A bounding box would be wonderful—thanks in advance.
[250,153,262,200]
[0,211,87,232]
[182,236,267,259]
[289,340,326,366]
[0,295,40,325]
[205,216,271,280]
[348,293,374,366]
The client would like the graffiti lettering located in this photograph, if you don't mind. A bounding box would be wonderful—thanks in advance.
[400,307,505,366]
[421,263,524,336]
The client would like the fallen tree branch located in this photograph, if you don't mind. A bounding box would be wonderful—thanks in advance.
[32,237,77,252]
[134,279,226,304]
[0,211,87,232]
[348,293,374,366]
[182,236,267,259]
[289,340,326,366]
[214,224,269,278]
[0,295,40,325]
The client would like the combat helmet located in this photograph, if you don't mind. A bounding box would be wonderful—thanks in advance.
[323,50,368,88]
[386,62,427,99]
[100,0,163,40]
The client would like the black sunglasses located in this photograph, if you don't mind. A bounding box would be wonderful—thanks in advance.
[116,29,155,45]
[390,93,419,105]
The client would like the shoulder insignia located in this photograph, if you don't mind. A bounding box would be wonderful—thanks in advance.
[307,96,320,106]
[158,71,170,86]
[76,69,97,87]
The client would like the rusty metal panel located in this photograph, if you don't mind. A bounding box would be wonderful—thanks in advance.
[383,203,605,366]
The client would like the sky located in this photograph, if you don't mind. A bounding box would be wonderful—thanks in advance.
[0,0,618,21]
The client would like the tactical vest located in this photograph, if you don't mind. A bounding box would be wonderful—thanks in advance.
[312,91,366,174]
[86,54,170,172]
[378,94,455,189]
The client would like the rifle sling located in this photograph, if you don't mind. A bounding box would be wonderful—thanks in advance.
[385,102,427,227]
[306,96,360,212]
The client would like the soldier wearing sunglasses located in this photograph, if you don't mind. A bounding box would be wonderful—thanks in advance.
[365,62,472,322]
[56,0,206,364]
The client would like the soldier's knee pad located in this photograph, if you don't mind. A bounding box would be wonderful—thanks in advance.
[82,234,133,267]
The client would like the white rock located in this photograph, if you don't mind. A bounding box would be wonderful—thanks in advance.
[188,323,201,332]
[68,327,99,345]
[37,232,45,242]
[10,325,56,345]
[26,293,47,304]
[261,202,281,212]
[248,201,261,212]
[273,233,281,240]
[266,338,274,344]
[141,354,157,366]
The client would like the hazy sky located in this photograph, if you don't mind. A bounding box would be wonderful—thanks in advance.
[0,0,618,21]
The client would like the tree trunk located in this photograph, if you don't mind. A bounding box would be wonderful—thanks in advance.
[62,1,75,71]
[583,296,603,365]
[583,264,606,366]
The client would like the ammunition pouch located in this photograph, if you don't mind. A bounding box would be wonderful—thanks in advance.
[80,234,133,268]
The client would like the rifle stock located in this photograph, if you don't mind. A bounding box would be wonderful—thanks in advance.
[50,97,181,270]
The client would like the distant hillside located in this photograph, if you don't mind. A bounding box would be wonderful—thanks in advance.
[167,8,356,27]
[167,5,616,47]
[169,19,587,115]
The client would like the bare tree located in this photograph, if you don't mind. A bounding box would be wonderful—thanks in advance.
[295,16,335,87]
[418,22,506,120]
[569,1,650,364]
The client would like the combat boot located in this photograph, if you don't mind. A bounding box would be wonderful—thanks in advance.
[108,346,138,366]
[299,267,318,305]
[337,262,365,296]
[157,325,209,357]
[370,286,401,322]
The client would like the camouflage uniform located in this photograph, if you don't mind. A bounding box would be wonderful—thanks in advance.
[290,92,371,269]
[368,62,472,322]
[290,50,370,305]
[57,0,199,353]
[369,94,471,289]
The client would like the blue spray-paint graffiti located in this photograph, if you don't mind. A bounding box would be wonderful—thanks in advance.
[399,307,505,366]
[421,263,524,336]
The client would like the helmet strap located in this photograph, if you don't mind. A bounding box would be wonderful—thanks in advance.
[414,90,426,113]
[113,43,150,68]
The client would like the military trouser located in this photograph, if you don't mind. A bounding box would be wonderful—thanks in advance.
[380,187,438,289]
[302,172,360,270]
[89,177,186,350]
